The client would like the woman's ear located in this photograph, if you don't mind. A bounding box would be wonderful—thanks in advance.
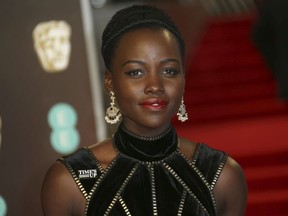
[104,70,113,92]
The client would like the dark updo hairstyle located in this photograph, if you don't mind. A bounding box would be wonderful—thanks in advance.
[101,4,186,71]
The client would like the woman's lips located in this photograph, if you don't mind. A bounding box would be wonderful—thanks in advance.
[139,98,168,110]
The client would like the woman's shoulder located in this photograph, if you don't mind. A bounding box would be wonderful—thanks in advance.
[178,138,247,215]
[42,160,86,215]
[41,139,117,215]
[42,138,116,196]
[213,156,247,215]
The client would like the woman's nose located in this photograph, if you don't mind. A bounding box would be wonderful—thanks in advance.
[144,73,165,95]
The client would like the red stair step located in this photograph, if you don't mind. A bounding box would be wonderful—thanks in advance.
[185,98,287,122]
[247,190,288,215]
[185,81,277,105]
[185,70,273,89]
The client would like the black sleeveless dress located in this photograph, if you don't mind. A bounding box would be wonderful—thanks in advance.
[60,124,228,216]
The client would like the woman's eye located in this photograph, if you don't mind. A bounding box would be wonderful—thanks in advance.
[162,68,179,77]
[125,70,143,77]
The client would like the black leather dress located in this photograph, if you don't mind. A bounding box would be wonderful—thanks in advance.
[60,124,227,216]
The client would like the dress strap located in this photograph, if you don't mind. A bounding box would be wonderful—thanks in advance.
[193,144,228,189]
[59,148,102,199]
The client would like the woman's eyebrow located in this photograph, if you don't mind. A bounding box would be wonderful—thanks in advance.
[122,58,180,67]
[122,60,146,67]
[160,58,180,64]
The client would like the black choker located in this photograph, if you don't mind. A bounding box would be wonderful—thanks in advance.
[121,125,172,142]
[113,123,178,162]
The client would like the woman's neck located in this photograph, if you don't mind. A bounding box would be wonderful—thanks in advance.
[121,121,172,139]
[113,122,178,161]
[121,124,172,141]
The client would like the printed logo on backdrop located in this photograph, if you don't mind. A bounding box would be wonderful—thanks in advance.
[33,20,71,73]
[48,103,80,155]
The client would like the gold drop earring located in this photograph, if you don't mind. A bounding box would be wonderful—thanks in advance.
[105,91,121,124]
[177,97,188,122]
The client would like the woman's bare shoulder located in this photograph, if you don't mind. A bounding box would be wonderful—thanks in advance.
[41,138,117,215]
[214,156,247,215]
[41,161,86,215]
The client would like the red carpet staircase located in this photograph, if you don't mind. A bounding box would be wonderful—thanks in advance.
[174,15,288,215]
[183,17,287,122]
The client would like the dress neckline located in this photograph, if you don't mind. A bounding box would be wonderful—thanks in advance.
[113,123,178,162]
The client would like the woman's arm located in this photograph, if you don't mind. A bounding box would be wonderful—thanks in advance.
[41,161,86,216]
[214,157,247,216]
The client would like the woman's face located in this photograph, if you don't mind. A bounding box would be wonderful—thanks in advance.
[105,28,185,136]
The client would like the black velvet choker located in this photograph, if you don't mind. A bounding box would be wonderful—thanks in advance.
[113,123,178,162]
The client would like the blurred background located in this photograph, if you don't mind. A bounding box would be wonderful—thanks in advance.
[0,0,288,215]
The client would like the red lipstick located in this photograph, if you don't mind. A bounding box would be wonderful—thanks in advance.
[139,98,168,110]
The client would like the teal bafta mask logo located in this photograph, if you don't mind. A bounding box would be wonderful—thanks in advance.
[0,196,7,216]
[48,103,80,154]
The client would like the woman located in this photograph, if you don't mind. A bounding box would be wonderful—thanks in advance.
[41,5,247,215]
